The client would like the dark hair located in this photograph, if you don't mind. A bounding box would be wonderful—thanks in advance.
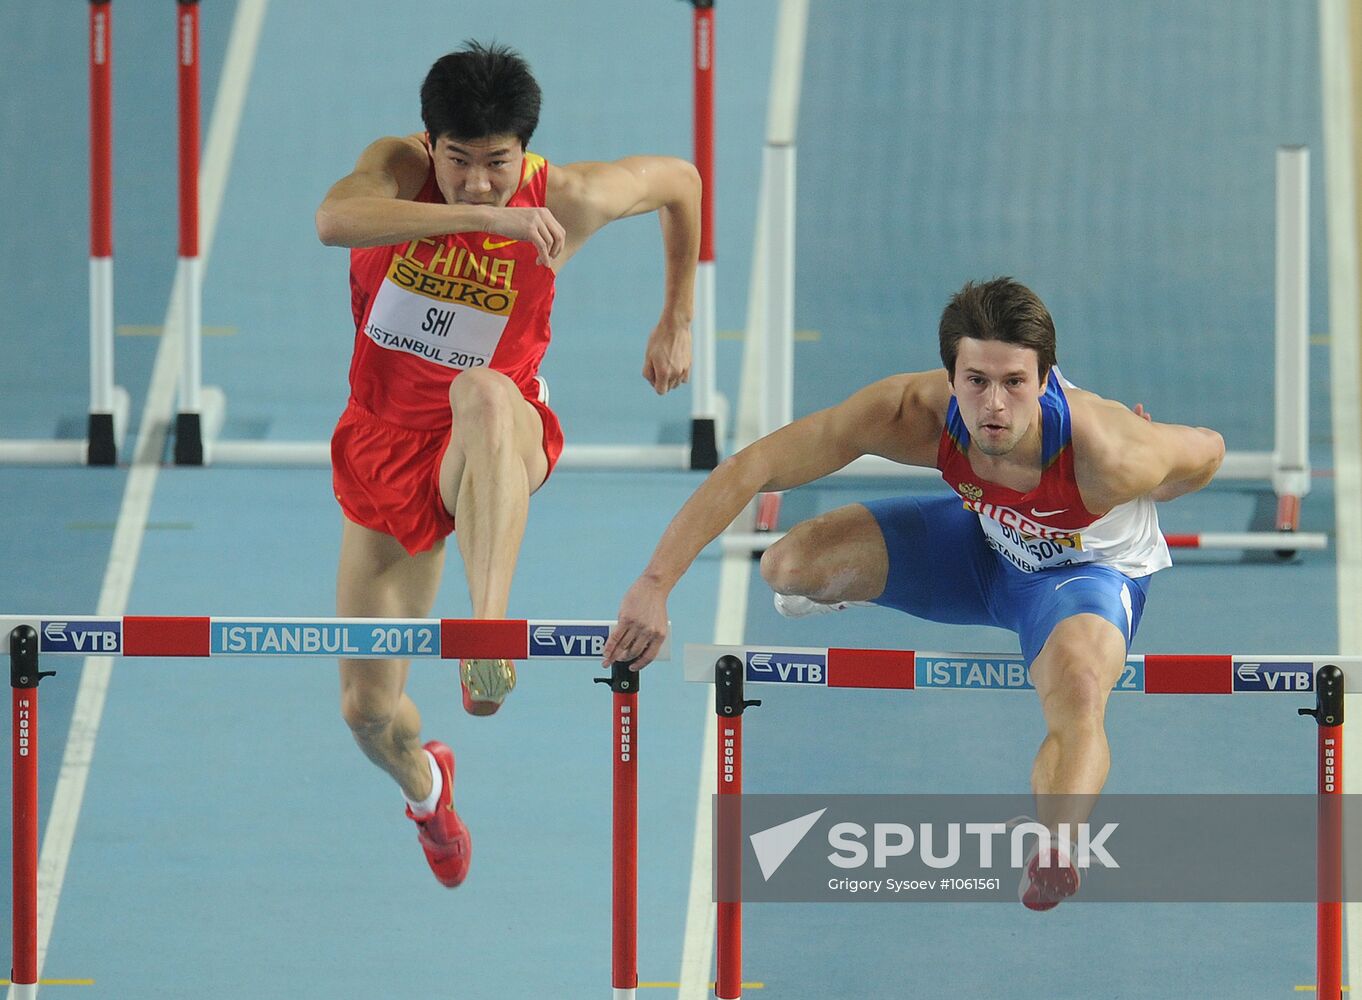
[420,41,541,148]
[938,277,1057,381]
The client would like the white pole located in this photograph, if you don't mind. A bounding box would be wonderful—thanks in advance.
[89,259,114,414]
[693,261,718,423]
[177,256,203,414]
[1274,145,1310,498]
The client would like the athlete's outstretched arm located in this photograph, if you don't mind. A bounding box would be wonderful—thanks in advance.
[315,136,565,260]
[551,157,702,394]
[603,373,949,669]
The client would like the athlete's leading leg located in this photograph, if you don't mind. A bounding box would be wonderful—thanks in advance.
[1027,612,1127,825]
[438,369,550,713]
[759,503,888,603]
[336,517,446,801]
[1019,612,1126,909]
[439,368,550,618]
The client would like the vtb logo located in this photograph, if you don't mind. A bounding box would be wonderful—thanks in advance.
[746,652,825,684]
[530,624,607,658]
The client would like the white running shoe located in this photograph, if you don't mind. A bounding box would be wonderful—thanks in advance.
[773,593,874,618]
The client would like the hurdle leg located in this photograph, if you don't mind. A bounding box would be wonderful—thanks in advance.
[10,627,54,1000]
[596,662,640,999]
[714,655,761,999]
[1300,666,1345,999]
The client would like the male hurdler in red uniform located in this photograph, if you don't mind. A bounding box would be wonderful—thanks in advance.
[316,41,700,886]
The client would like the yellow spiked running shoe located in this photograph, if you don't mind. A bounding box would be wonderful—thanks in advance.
[460,658,517,715]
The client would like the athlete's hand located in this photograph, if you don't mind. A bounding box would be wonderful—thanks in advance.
[643,316,692,395]
[603,577,670,670]
[482,206,566,267]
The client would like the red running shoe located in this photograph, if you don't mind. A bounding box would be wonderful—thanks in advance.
[1019,845,1080,911]
[460,658,517,716]
[405,741,471,887]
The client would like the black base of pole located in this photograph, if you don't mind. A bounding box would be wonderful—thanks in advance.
[690,417,718,471]
[86,412,117,466]
[174,412,204,466]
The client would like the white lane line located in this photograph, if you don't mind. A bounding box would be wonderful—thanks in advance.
[8,3,269,992]
[1319,0,1362,990]
[678,2,809,997]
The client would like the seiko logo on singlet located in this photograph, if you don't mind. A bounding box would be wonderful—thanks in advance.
[389,247,518,314]
[364,238,522,370]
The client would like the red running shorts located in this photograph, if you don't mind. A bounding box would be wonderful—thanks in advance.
[331,394,564,556]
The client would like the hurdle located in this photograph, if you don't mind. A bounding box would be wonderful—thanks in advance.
[174,1,722,471]
[721,529,1332,554]
[0,0,130,467]
[750,145,1317,548]
[5,615,663,999]
[685,642,1355,999]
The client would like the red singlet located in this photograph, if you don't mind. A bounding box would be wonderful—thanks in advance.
[331,149,565,555]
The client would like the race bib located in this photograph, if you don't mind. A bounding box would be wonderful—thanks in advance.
[364,253,519,370]
[970,503,1092,573]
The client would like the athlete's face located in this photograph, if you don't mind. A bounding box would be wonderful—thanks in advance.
[949,338,1048,457]
[430,134,525,209]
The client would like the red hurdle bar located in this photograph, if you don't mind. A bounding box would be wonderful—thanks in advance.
[3,617,671,999]
[694,645,1353,997]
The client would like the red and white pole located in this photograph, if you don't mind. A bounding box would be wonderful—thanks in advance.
[1299,665,1344,998]
[1300,665,1345,998]
[87,0,117,465]
[689,0,719,469]
[714,655,759,999]
[10,626,51,1000]
[174,0,206,464]
[598,662,640,999]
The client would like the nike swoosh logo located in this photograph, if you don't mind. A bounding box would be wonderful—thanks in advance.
[1030,507,1068,518]
[482,238,517,250]
[1054,575,1098,591]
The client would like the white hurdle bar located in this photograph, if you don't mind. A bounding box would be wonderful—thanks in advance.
[754,146,1314,514]
[185,8,721,473]
[721,529,1330,554]
[683,642,1362,693]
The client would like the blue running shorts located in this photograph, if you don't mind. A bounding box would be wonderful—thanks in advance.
[861,494,1151,665]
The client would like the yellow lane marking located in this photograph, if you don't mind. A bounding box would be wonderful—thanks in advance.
[639,983,764,989]
[0,980,94,986]
[1311,335,1332,345]
[118,325,235,337]
[717,329,820,342]
[1293,985,1351,992]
